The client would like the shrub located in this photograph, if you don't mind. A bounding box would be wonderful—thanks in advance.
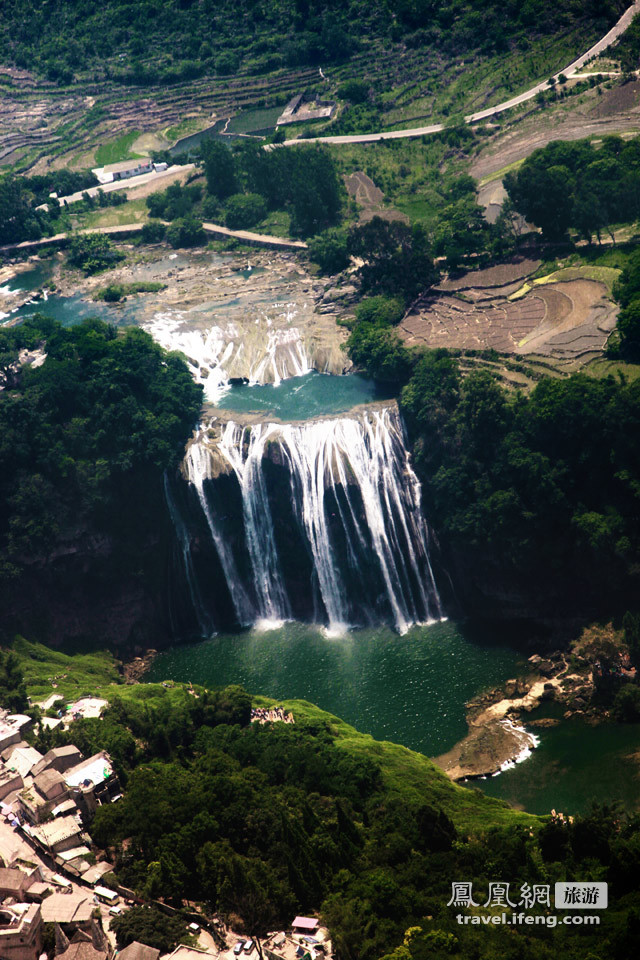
[224,193,267,230]
[308,228,350,273]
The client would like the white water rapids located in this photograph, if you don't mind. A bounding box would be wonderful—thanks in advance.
[143,310,312,402]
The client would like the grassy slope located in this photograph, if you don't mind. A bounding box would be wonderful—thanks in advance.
[13,637,121,702]
[10,639,538,835]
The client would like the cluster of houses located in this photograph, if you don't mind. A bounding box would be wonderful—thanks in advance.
[0,707,121,872]
[0,705,332,960]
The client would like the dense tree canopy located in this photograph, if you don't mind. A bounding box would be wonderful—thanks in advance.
[505,136,640,241]
[400,352,640,616]
[201,141,342,237]
[31,680,640,960]
[348,218,439,303]
[0,316,202,586]
[613,248,640,358]
[0,1,625,84]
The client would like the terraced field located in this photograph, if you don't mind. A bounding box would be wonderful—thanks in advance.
[399,261,618,362]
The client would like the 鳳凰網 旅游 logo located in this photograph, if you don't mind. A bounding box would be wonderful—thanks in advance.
[447,881,607,927]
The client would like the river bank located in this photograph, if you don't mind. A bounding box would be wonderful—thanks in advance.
[6,245,354,393]
[435,622,636,781]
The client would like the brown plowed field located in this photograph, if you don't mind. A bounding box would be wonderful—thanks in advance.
[399,276,617,360]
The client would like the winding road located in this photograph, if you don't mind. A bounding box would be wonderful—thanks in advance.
[284,0,640,146]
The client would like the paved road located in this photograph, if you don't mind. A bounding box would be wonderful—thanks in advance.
[284,0,640,145]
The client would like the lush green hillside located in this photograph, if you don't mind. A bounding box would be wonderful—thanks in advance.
[0,0,626,85]
[0,316,202,649]
[24,673,640,960]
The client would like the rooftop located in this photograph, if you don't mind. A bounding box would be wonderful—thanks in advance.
[31,814,81,848]
[57,941,107,960]
[40,892,93,924]
[65,753,113,788]
[0,868,31,894]
[100,160,151,175]
[118,942,161,960]
[4,747,43,779]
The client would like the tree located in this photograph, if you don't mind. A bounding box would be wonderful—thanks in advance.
[348,218,439,303]
[505,162,574,239]
[201,141,237,200]
[111,906,190,953]
[0,650,28,712]
[224,193,266,230]
[308,228,350,273]
[166,218,206,248]
[68,234,124,274]
[617,298,640,359]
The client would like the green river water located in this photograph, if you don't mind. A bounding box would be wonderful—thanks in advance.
[9,256,640,816]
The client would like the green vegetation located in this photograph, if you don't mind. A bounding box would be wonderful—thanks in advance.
[166,218,206,248]
[8,637,120,702]
[0,316,202,614]
[68,234,125,274]
[611,248,640,358]
[94,282,166,302]
[95,132,143,167]
[0,1,624,87]
[505,135,640,241]
[348,218,439,302]
[201,141,342,238]
[146,184,203,221]
[225,193,267,230]
[25,678,640,960]
[308,228,350,273]
[0,647,27,711]
[398,352,640,619]
[111,906,194,953]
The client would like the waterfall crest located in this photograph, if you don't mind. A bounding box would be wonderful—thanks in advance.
[171,405,443,634]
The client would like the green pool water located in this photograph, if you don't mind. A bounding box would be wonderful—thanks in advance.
[146,620,526,758]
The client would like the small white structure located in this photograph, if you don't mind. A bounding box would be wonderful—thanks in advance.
[92,158,153,185]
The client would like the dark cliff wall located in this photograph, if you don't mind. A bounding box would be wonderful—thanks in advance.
[0,473,175,653]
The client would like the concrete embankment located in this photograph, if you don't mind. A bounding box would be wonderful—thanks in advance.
[0,221,306,256]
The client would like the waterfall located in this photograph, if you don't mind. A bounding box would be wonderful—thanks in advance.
[183,439,254,625]
[142,311,313,401]
[163,473,214,637]
[172,406,443,634]
[217,422,292,626]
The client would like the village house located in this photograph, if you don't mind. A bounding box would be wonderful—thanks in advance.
[118,942,161,960]
[0,903,42,960]
[64,752,121,819]
[92,159,153,185]
[0,868,34,902]
[30,814,85,855]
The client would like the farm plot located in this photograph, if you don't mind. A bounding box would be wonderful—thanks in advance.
[400,271,617,361]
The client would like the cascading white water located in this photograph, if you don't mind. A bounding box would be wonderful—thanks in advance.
[183,438,254,624]
[177,406,443,634]
[163,473,214,637]
[142,311,312,401]
[217,423,292,626]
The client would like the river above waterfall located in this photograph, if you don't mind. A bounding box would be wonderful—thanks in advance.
[6,249,349,397]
